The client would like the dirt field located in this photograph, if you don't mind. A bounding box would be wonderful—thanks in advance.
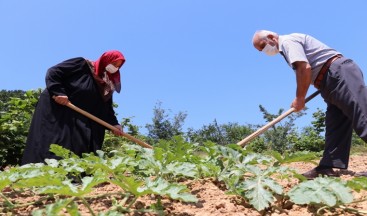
[1,154,367,216]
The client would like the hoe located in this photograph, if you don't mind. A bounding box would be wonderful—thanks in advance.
[237,90,320,147]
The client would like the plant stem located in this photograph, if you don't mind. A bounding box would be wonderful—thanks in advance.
[340,205,367,214]
[316,206,330,215]
[119,193,131,206]
[80,197,96,216]
[0,194,53,211]
[126,196,138,210]
[0,192,14,208]
[350,197,367,204]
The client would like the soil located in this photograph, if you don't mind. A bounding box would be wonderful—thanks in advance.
[1,154,367,216]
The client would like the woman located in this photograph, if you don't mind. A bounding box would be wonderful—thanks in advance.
[21,50,125,165]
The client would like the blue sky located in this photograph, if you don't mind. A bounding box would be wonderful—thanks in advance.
[1,1,367,134]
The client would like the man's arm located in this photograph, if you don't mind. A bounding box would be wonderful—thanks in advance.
[292,61,312,112]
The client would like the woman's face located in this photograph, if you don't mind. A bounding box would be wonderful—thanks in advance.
[112,59,124,69]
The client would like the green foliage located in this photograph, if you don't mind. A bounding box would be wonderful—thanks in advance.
[352,131,367,147]
[239,174,283,211]
[136,136,210,180]
[270,150,319,165]
[120,117,140,136]
[0,143,198,215]
[288,177,354,206]
[346,176,367,192]
[187,119,253,145]
[32,198,77,216]
[218,150,290,211]
[246,105,306,153]
[138,177,198,202]
[2,89,367,214]
[287,108,326,152]
[0,89,41,167]
[102,117,148,153]
[288,126,325,152]
[50,144,79,159]
[145,101,187,143]
[310,108,325,134]
[245,136,268,153]
[246,107,328,153]
[1,139,367,214]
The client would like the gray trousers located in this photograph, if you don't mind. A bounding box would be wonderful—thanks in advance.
[318,57,367,169]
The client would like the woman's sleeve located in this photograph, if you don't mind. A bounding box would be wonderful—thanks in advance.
[45,57,86,96]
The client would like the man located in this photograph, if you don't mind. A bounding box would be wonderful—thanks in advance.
[252,30,367,179]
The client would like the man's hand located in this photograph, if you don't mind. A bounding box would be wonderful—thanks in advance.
[53,95,70,105]
[291,97,306,112]
[292,61,311,112]
[112,125,124,136]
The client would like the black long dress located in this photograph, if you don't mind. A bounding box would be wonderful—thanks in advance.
[21,57,118,165]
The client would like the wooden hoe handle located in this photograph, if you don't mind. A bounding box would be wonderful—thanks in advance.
[237,91,320,147]
[66,102,153,149]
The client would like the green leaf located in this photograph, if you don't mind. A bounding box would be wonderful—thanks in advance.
[14,174,64,188]
[111,176,144,196]
[288,177,353,206]
[65,201,81,216]
[165,162,198,178]
[270,151,319,165]
[262,178,283,194]
[81,171,109,191]
[45,198,74,215]
[239,176,281,211]
[347,176,367,192]
[50,144,79,159]
[32,198,74,216]
[138,177,198,202]
[0,171,11,190]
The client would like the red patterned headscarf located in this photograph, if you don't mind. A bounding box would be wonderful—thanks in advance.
[94,50,125,93]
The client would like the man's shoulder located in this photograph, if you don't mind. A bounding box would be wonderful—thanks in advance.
[281,33,307,41]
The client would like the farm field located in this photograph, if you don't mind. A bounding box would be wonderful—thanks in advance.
[1,143,367,216]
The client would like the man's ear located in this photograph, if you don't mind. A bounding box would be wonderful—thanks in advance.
[267,34,274,40]
[266,34,277,46]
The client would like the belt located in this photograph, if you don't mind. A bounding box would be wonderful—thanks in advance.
[314,54,342,89]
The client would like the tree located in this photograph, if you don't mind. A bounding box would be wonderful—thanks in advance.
[310,108,325,134]
[145,102,187,143]
[288,108,325,152]
[288,126,324,152]
[245,105,308,153]
[187,119,253,145]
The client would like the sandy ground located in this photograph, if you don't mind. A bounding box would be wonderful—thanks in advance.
[1,154,367,216]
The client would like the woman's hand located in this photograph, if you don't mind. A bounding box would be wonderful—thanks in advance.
[112,125,124,136]
[53,95,70,105]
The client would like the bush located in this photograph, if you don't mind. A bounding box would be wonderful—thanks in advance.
[288,126,325,152]
[0,89,41,168]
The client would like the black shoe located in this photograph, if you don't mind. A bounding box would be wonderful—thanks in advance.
[302,167,338,180]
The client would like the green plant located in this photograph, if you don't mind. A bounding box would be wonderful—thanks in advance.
[145,101,187,144]
[187,120,253,146]
[0,89,41,167]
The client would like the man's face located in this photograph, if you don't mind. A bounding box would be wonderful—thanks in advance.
[254,35,277,51]
[253,34,279,56]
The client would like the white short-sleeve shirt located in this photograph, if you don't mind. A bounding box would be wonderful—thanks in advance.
[278,33,341,84]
